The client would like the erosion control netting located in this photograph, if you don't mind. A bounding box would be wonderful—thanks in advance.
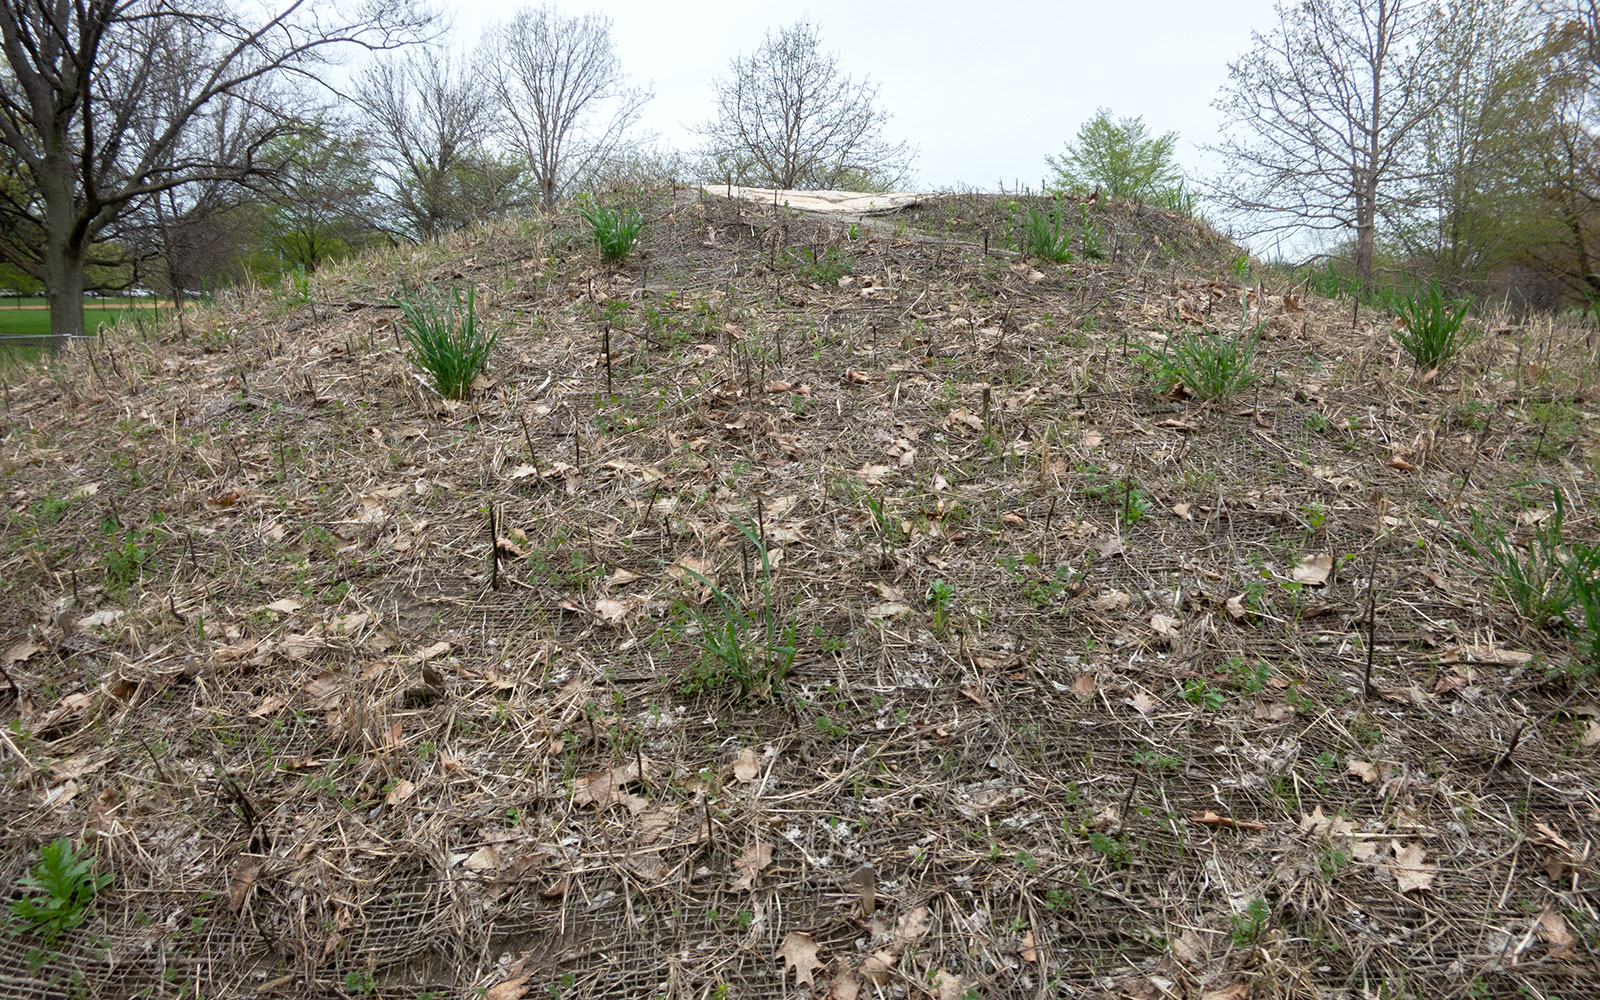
[2,187,1598,999]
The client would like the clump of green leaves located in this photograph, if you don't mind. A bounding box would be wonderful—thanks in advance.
[1230,897,1270,945]
[1077,203,1106,261]
[103,520,155,590]
[1564,543,1600,677]
[1086,831,1131,867]
[1455,490,1572,627]
[577,199,644,264]
[1451,485,1600,679]
[1020,197,1075,263]
[675,520,797,700]
[395,284,496,401]
[1151,313,1260,402]
[1393,279,1474,373]
[9,839,113,943]
[926,578,956,634]
[1183,677,1225,711]
[783,246,851,284]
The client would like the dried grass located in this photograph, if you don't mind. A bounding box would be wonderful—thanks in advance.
[0,191,1596,999]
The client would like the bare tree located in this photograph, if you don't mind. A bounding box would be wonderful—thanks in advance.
[1209,0,1440,277]
[355,46,512,241]
[697,20,914,191]
[0,0,432,350]
[482,5,648,209]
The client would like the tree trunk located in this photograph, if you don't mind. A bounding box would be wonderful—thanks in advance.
[42,235,86,355]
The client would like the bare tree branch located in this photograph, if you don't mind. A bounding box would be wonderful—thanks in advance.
[696,20,914,192]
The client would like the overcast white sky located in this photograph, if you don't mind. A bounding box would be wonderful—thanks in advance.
[447,0,1284,195]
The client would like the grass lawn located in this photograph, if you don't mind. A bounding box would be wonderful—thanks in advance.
[0,302,167,369]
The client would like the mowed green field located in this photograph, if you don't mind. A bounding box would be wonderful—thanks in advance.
[0,299,163,368]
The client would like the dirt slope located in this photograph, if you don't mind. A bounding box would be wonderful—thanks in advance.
[1,188,1596,1000]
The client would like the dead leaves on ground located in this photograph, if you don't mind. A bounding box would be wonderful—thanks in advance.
[777,905,952,996]
[776,931,824,988]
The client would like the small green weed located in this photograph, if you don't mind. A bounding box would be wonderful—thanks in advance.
[1562,541,1600,677]
[1452,487,1573,627]
[1152,317,1260,402]
[1393,279,1474,373]
[9,839,113,943]
[288,264,312,304]
[783,246,851,284]
[577,199,644,264]
[1077,203,1106,260]
[1021,198,1075,263]
[31,492,73,525]
[675,520,798,700]
[1087,831,1131,866]
[1230,897,1270,945]
[1223,656,1273,694]
[395,284,497,401]
[103,522,154,590]
[926,578,956,635]
[1183,677,1225,711]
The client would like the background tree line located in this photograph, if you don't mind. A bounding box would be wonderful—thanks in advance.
[5,0,1600,350]
[0,4,910,349]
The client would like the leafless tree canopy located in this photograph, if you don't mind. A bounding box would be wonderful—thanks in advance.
[0,0,432,346]
[1209,0,1440,276]
[698,20,914,192]
[352,47,511,241]
[482,5,649,209]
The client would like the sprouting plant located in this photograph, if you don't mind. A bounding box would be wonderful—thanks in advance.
[1152,311,1261,402]
[1086,831,1130,867]
[1223,656,1273,694]
[784,246,851,284]
[288,264,312,304]
[1118,479,1152,526]
[1393,279,1474,373]
[1451,486,1573,627]
[9,839,113,943]
[1021,197,1075,263]
[675,520,798,700]
[1183,677,1225,711]
[1561,540,1600,678]
[577,198,644,263]
[926,578,956,635]
[103,523,153,589]
[1230,897,1270,945]
[395,284,497,400]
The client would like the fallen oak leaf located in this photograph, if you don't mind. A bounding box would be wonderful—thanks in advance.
[1347,759,1382,784]
[1538,905,1577,959]
[1018,929,1039,963]
[730,841,773,891]
[777,931,824,988]
[1389,841,1437,893]
[860,949,895,985]
[573,760,643,810]
[1292,553,1333,586]
[893,905,932,946]
[731,747,760,783]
